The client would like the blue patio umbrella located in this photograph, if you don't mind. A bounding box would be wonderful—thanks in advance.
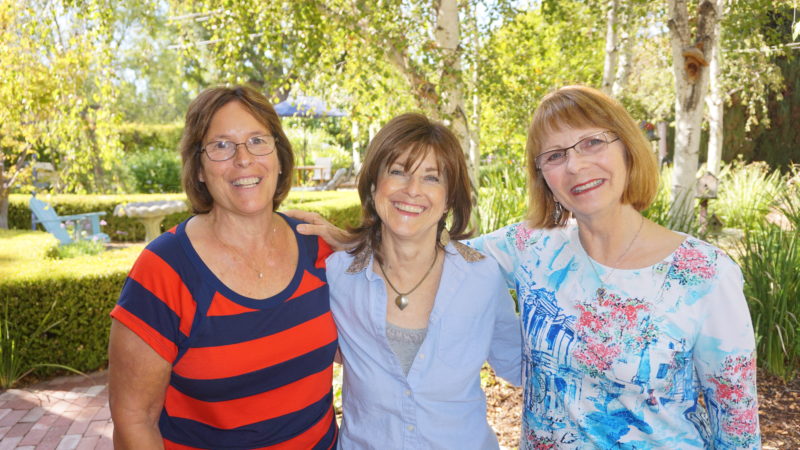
[274,96,346,118]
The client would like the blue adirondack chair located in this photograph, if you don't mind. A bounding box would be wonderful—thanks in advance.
[29,196,110,245]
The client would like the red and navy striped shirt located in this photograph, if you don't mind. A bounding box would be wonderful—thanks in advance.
[111,214,337,449]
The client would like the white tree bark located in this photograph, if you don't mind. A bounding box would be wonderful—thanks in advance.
[601,0,620,95]
[667,0,721,225]
[611,20,633,98]
[434,0,474,183]
[705,0,726,176]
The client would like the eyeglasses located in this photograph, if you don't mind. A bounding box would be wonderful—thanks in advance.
[535,131,620,171]
[199,135,277,162]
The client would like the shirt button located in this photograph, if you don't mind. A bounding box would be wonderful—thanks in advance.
[407,425,415,431]
[418,353,425,359]
[404,389,411,396]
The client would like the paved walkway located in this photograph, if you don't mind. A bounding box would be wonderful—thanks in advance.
[0,371,112,450]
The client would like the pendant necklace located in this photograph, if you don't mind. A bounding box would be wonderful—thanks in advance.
[212,220,278,280]
[583,215,645,295]
[379,250,438,311]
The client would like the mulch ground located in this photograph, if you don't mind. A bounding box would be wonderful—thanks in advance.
[484,368,800,448]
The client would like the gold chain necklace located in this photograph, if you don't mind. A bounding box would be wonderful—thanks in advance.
[379,250,438,311]
[583,215,645,290]
[212,221,278,280]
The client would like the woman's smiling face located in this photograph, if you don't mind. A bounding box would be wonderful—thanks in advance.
[539,126,628,221]
[198,100,281,217]
[373,149,447,244]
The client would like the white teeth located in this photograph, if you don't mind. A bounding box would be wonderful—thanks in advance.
[394,202,424,213]
[572,179,603,193]
[232,177,261,187]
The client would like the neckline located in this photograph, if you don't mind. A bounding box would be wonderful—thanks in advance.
[178,211,306,308]
[565,224,689,273]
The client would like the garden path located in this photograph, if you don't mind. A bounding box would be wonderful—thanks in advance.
[0,371,111,450]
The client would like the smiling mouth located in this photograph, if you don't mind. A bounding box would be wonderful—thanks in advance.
[232,176,262,188]
[393,202,425,214]
[571,179,604,194]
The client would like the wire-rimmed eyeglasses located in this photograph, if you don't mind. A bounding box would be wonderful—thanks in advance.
[535,131,620,171]
[199,135,277,162]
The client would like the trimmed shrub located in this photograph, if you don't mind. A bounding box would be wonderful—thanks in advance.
[124,148,182,193]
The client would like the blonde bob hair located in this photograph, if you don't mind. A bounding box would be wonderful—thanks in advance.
[526,85,658,228]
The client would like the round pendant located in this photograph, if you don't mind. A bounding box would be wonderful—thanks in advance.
[258,272,264,279]
[395,295,409,310]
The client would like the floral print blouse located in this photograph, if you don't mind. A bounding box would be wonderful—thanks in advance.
[469,222,760,449]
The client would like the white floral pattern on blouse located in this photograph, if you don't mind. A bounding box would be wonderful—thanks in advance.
[469,222,760,449]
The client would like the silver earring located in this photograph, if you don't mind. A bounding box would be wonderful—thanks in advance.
[553,201,563,224]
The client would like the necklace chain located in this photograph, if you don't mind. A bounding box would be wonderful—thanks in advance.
[379,250,439,311]
[585,215,645,287]
[212,220,278,280]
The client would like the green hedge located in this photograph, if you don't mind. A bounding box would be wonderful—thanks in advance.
[8,191,360,242]
[0,193,360,380]
[0,229,143,376]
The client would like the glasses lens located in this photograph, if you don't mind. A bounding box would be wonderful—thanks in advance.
[537,150,568,170]
[204,141,235,161]
[246,135,275,155]
[577,134,608,153]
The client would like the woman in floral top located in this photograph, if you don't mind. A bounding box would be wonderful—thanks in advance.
[469,85,760,449]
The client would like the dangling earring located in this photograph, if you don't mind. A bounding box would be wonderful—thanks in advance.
[553,201,563,224]
[439,227,451,246]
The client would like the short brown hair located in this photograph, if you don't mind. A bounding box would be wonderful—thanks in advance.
[179,85,294,213]
[525,85,658,228]
[349,113,473,263]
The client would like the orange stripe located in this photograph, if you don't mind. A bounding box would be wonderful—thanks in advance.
[167,225,178,234]
[316,237,333,269]
[165,366,333,429]
[162,406,334,450]
[111,305,178,363]
[128,249,196,337]
[207,292,259,317]
[286,271,326,302]
[173,311,337,379]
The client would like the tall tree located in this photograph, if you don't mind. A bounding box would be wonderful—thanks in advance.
[667,0,722,222]
[0,0,123,228]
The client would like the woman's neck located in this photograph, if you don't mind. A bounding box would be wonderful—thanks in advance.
[576,205,646,268]
[379,230,439,274]
[206,208,281,249]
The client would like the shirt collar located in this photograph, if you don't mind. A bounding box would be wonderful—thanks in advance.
[345,240,485,274]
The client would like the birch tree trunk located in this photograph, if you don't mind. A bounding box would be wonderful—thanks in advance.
[601,0,620,95]
[705,0,726,176]
[434,0,475,184]
[611,17,633,98]
[667,0,720,225]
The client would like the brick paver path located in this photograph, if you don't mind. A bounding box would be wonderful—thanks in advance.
[0,371,112,450]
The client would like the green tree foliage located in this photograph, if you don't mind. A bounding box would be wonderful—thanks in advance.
[479,3,605,161]
[0,0,125,228]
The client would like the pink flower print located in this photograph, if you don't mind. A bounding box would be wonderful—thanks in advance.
[668,242,717,286]
[706,353,759,445]
[514,224,536,251]
[573,289,656,377]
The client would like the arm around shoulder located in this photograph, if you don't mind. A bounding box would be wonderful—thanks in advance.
[108,319,171,450]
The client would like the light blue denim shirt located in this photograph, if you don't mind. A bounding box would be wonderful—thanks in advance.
[327,241,523,450]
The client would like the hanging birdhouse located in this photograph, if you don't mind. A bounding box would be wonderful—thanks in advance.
[682,46,708,84]
[696,171,719,199]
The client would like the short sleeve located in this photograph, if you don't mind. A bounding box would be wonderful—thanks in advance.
[693,256,760,449]
[110,246,197,363]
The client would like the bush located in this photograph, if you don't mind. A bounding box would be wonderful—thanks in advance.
[124,148,182,193]
[117,122,183,154]
[46,240,106,259]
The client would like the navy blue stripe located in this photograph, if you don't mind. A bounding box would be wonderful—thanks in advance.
[117,279,186,342]
[170,341,337,402]
[160,392,335,449]
[190,290,331,347]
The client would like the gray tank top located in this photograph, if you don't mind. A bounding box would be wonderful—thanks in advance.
[386,321,428,376]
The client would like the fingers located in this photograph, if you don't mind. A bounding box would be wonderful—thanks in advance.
[282,209,323,224]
